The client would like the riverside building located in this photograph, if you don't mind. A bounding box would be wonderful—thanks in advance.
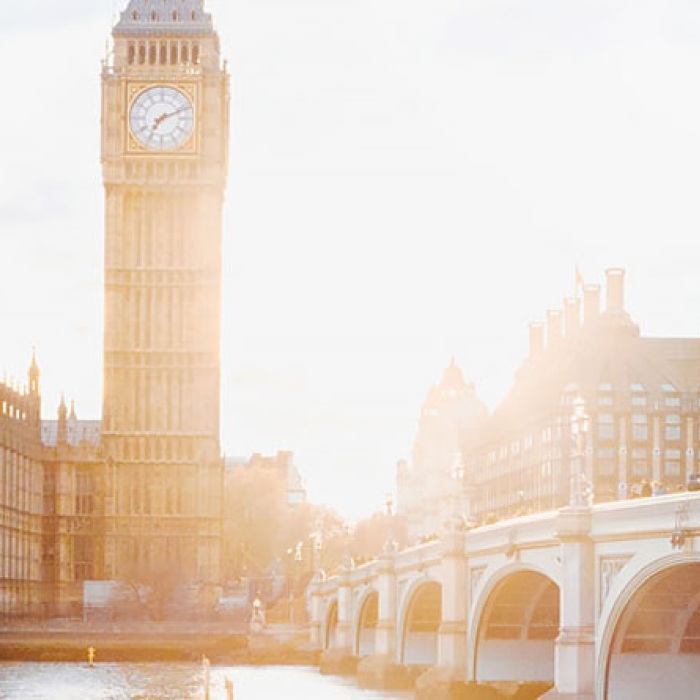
[399,269,700,535]
[469,268,700,521]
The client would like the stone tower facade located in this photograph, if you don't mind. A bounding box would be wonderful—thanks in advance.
[397,360,488,539]
[100,0,228,590]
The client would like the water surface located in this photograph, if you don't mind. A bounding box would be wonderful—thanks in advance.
[0,663,413,699]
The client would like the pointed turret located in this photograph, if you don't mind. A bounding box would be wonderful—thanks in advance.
[57,395,68,446]
[28,348,40,396]
[439,356,470,393]
[114,0,214,36]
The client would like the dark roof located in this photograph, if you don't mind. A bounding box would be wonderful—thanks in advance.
[114,0,214,36]
[41,420,101,448]
[481,311,700,441]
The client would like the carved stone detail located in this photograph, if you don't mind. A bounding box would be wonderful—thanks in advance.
[600,556,631,609]
[470,565,487,603]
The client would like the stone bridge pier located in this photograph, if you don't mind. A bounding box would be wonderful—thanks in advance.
[311,494,700,699]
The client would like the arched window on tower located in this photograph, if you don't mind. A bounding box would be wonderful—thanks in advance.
[170,42,178,65]
[131,10,138,21]
[128,43,135,64]
[160,42,167,64]
[149,43,157,65]
[191,10,197,21]
[181,43,189,63]
[192,43,200,64]
[172,10,179,21]
[150,10,158,22]
[138,42,146,65]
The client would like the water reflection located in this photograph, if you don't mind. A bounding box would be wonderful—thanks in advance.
[0,663,413,699]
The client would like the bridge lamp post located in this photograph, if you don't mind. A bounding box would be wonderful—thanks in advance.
[451,457,465,517]
[384,491,394,517]
[570,397,591,507]
[384,492,399,552]
[310,527,324,575]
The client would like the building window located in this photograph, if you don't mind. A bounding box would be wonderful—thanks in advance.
[631,395,647,406]
[632,414,648,441]
[73,536,93,581]
[665,449,682,476]
[665,414,681,441]
[597,448,615,475]
[75,471,93,515]
[598,414,615,441]
[632,448,648,476]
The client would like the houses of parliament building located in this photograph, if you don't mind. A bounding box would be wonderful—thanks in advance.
[1,0,228,618]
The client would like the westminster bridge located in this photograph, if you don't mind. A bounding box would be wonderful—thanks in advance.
[308,493,700,699]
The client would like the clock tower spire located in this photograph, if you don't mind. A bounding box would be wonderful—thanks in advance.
[101,1,228,596]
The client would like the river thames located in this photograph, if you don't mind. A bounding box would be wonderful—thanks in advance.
[0,663,413,699]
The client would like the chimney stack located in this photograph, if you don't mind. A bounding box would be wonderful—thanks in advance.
[564,297,581,336]
[529,322,545,358]
[605,267,625,314]
[546,309,563,348]
[583,284,600,325]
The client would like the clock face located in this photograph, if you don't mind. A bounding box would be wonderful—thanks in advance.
[129,86,194,151]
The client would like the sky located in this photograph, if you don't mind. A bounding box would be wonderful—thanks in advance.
[2,0,700,520]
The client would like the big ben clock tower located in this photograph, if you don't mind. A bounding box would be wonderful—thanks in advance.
[101,1,228,592]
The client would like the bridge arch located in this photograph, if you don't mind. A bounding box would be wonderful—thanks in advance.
[397,577,442,665]
[353,587,379,657]
[598,554,700,699]
[322,597,339,651]
[470,565,560,684]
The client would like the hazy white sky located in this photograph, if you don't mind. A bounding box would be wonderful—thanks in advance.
[2,0,700,519]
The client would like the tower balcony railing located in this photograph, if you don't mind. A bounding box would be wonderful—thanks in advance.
[102,63,203,79]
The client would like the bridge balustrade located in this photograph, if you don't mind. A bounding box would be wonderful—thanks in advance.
[312,493,700,699]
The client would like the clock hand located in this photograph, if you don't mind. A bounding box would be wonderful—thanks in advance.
[151,105,191,132]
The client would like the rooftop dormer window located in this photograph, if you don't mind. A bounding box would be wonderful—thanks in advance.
[132,11,139,20]
[151,11,158,21]
[172,10,179,21]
